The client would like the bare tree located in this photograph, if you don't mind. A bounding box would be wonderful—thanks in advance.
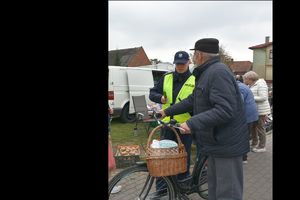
[150,58,162,64]
[219,45,233,67]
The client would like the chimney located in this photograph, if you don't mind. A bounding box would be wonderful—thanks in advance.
[265,36,270,43]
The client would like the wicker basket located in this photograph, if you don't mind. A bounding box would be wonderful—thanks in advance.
[146,124,187,177]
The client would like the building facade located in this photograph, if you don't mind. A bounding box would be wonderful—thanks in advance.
[249,36,273,82]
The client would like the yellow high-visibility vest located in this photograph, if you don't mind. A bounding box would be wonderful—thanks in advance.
[162,73,195,123]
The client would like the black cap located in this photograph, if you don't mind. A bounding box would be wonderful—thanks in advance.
[173,51,189,64]
[190,38,219,53]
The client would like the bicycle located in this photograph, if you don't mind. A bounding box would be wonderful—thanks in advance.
[108,111,208,200]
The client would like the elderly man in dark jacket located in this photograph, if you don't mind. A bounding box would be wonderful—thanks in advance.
[160,38,250,200]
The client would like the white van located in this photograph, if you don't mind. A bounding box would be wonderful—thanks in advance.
[108,66,169,122]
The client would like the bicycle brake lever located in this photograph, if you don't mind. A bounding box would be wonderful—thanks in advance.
[177,127,187,133]
[174,124,191,134]
[170,124,186,133]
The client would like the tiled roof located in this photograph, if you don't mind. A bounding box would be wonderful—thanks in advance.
[230,61,252,72]
[109,47,141,66]
[249,42,273,50]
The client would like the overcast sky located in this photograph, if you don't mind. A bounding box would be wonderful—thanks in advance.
[109,1,272,63]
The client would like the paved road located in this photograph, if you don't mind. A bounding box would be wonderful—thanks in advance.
[110,133,272,200]
[243,133,272,200]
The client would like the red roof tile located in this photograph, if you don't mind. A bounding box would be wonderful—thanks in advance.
[249,42,273,50]
[230,61,252,73]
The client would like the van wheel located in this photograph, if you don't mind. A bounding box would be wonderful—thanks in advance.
[120,103,136,123]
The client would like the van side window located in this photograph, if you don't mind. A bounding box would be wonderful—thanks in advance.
[152,70,166,85]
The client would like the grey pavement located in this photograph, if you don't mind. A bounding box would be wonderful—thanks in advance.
[243,132,272,200]
[109,132,272,200]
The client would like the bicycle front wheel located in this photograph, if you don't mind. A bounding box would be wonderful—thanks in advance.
[109,163,176,200]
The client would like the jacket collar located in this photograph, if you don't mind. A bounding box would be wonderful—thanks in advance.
[193,56,220,81]
[173,68,191,82]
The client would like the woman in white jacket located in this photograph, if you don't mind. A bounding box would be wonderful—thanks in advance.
[243,71,271,152]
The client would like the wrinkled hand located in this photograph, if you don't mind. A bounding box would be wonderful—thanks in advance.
[158,109,166,118]
[180,122,191,134]
[161,96,167,104]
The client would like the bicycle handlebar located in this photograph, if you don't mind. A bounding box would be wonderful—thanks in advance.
[152,110,186,133]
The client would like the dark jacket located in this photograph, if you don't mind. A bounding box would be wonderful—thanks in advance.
[164,57,250,157]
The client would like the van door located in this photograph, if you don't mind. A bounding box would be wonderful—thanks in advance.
[127,69,154,114]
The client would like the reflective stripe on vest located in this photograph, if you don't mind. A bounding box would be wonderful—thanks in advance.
[162,73,195,123]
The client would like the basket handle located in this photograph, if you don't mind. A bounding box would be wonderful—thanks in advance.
[146,124,185,150]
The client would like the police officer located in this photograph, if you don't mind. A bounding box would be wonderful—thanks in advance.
[149,51,195,197]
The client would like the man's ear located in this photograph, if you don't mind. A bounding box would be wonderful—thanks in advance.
[199,52,204,62]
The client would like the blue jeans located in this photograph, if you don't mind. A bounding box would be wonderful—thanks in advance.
[155,126,192,191]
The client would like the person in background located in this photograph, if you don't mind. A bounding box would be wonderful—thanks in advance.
[243,71,271,153]
[236,75,259,163]
[149,51,195,198]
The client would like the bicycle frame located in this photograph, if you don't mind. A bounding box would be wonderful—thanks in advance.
[151,110,209,196]
[130,154,208,199]
[109,111,209,199]
[169,154,208,195]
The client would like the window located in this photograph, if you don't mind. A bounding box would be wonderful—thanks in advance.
[269,50,272,59]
